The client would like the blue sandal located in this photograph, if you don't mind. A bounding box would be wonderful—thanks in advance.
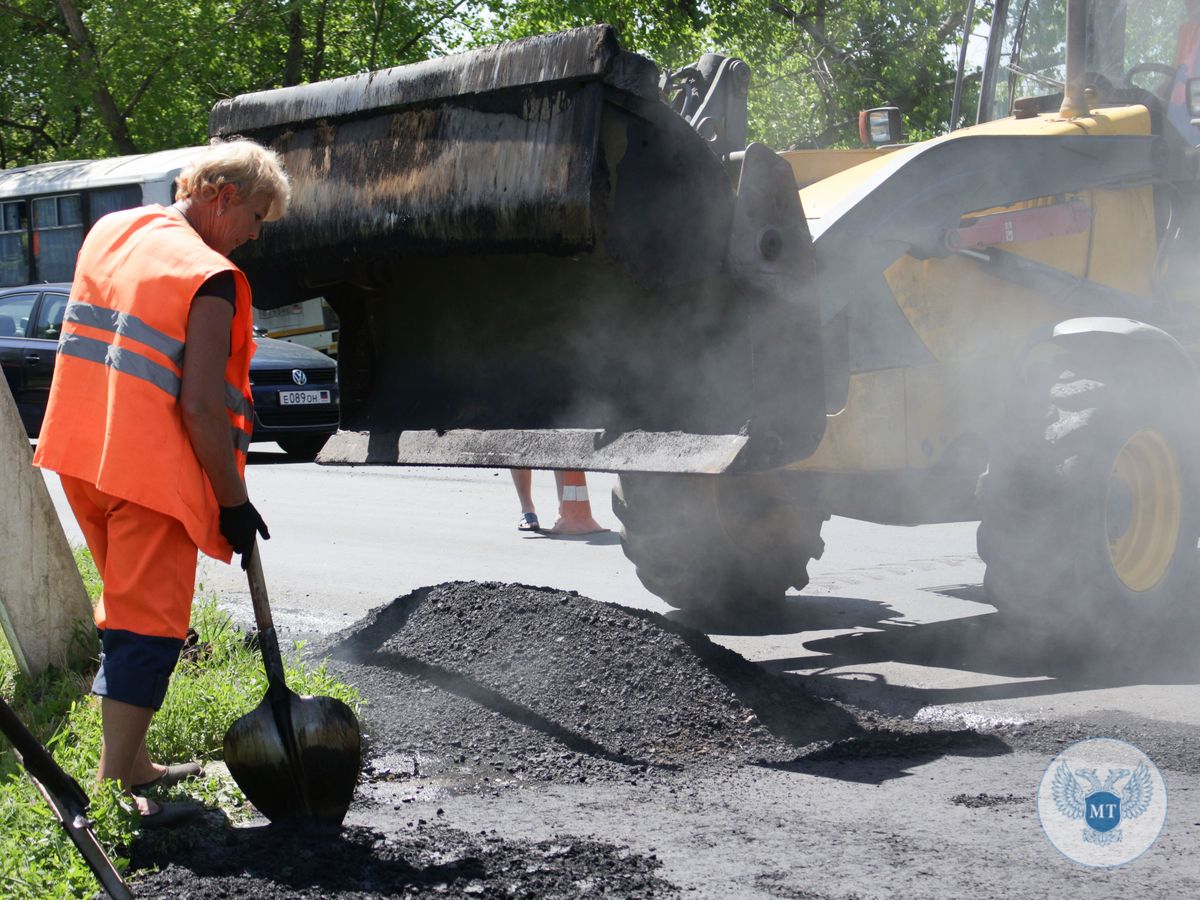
[518,512,540,531]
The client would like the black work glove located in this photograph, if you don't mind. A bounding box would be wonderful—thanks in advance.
[219,500,270,570]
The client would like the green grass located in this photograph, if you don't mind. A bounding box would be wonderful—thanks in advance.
[0,550,360,898]
[73,546,102,601]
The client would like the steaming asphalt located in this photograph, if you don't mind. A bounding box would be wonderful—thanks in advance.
[41,449,1200,734]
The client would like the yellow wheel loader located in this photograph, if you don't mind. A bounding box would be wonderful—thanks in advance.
[213,0,1200,637]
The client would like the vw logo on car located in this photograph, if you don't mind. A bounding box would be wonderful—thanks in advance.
[292,369,308,386]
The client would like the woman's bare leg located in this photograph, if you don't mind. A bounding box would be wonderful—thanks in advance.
[510,468,536,514]
[97,698,160,814]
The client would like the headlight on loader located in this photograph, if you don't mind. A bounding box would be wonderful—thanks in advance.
[859,107,901,146]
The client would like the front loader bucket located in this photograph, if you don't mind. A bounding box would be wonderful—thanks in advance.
[211,26,824,473]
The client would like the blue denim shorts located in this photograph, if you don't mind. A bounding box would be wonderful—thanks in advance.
[91,628,184,710]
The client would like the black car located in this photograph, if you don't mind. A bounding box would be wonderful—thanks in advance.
[246,331,340,459]
[0,283,339,459]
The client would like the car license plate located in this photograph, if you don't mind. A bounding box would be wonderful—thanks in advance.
[279,389,331,406]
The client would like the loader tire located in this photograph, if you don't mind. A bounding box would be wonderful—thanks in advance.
[613,472,828,617]
[977,351,1200,642]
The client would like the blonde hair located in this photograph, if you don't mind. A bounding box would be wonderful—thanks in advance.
[175,138,291,221]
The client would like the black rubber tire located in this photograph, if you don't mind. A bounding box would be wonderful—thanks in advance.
[277,434,330,461]
[613,472,828,616]
[977,350,1200,642]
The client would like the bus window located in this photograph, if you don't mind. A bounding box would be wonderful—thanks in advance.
[0,201,29,287]
[32,194,84,283]
[89,185,143,223]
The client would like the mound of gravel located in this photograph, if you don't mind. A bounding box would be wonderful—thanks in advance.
[321,581,862,784]
[130,821,671,898]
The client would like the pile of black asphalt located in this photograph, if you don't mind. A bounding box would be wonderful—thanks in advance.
[324,581,872,783]
[130,820,670,897]
[129,581,957,898]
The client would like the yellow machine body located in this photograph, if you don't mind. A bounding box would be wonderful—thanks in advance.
[785,107,1163,522]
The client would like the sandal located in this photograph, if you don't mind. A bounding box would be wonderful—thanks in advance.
[139,799,203,829]
[517,511,540,531]
[132,761,204,795]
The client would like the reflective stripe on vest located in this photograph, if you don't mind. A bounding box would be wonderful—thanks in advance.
[224,382,253,420]
[59,332,182,397]
[64,302,185,366]
[60,301,254,427]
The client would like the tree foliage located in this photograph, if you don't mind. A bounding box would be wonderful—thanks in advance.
[0,0,501,165]
[482,1,989,148]
[0,0,988,167]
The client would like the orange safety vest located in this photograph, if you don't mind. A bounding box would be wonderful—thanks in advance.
[33,205,255,562]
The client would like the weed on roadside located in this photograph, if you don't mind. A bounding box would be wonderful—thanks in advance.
[0,550,361,898]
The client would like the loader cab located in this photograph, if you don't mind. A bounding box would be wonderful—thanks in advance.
[979,0,1200,143]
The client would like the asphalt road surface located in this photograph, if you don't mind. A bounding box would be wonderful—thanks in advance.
[41,448,1200,896]
[42,450,1200,732]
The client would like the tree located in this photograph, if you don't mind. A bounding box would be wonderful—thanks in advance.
[485,0,991,148]
[0,0,503,165]
[0,0,988,167]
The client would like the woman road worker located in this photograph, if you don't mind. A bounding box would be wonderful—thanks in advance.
[33,139,289,826]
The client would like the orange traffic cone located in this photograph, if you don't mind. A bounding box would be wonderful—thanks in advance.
[549,470,608,535]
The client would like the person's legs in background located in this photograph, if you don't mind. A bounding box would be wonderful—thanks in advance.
[510,468,540,530]
[553,470,566,521]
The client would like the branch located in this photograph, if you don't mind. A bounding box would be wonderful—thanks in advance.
[0,115,49,135]
[54,0,138,153]
[222,0,275,28]
[368,0,386,71]
[122,52,173,118]
[768,1,801,20]
[769,0,862,75]
[393,0,470,60]
[0,1,75,45]
[282,6,305,86]
[309,0,328,82]
[936,7,967,45]
[0,115,59,150]
[0,1,49,27]
[812,116,855,148]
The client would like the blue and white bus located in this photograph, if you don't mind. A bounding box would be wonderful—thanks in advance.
[0,147,337,355]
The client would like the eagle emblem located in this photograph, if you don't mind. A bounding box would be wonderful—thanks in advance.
[1052,761,1154,846]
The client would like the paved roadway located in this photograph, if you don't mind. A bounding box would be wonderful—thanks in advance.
[41,447,1200,894]
[41,446,1200,734]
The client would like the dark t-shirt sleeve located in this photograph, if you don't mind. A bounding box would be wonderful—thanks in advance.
[195,271,237,308]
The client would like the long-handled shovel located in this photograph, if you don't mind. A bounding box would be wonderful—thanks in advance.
[223,543,361,824]
[0,697,134,900]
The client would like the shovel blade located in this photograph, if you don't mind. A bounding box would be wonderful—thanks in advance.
[224,689,361,825]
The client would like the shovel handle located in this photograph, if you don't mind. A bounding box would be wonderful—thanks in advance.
[246,541,275,632]
[245,542,289,694]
